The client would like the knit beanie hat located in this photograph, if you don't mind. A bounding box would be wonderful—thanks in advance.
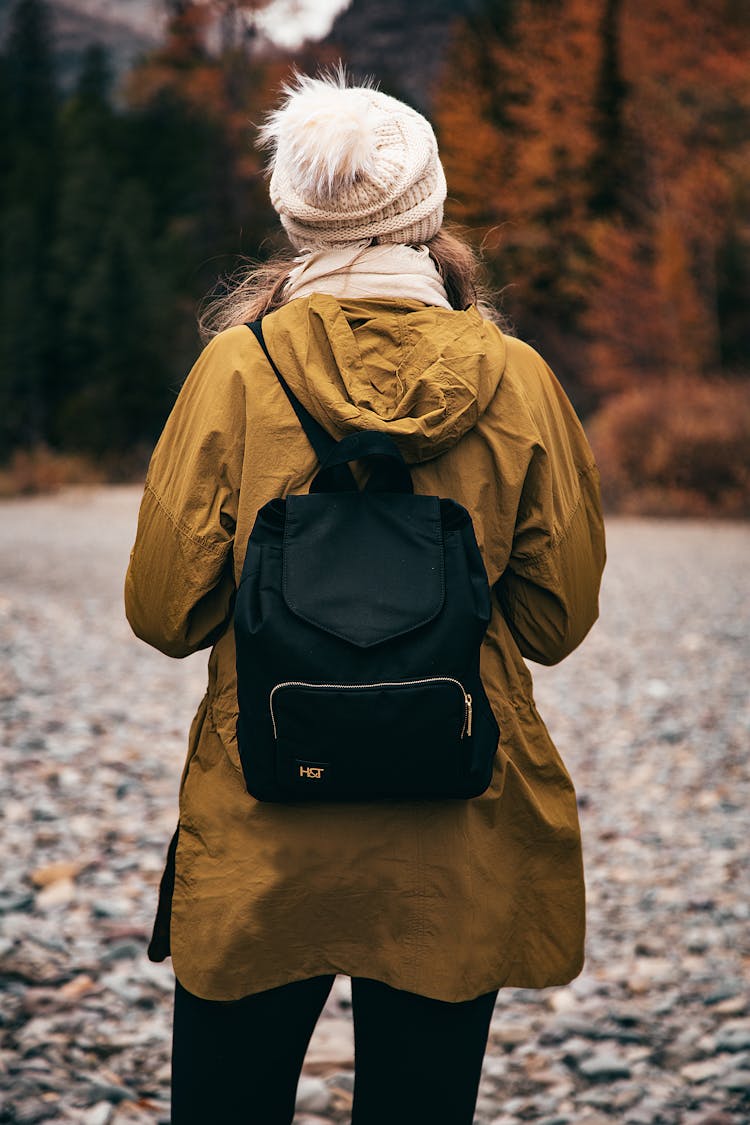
[258,68,447,250]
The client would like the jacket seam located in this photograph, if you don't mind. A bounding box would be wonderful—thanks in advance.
[144,479,228,557]
[513,461,597,567]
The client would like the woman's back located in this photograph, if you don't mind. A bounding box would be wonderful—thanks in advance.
[126,291,604,1002]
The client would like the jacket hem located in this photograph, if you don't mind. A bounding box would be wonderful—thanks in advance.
[168,948,586,1005]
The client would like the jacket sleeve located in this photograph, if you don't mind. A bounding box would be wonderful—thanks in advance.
[495,344,606,666]
[124,330,246,658]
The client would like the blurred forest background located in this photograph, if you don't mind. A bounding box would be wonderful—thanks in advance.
[0,0,748,514]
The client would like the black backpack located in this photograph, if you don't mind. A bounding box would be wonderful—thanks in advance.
[234,320,499,802]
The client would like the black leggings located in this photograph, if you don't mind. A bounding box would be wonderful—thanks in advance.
[172,975,498,1124]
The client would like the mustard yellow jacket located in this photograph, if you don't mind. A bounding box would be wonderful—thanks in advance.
[125,295,606,1002]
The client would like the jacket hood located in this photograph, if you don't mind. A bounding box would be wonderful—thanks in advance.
[263,294,506,463]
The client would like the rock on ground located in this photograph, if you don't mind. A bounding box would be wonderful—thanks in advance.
[0,487,748,1123]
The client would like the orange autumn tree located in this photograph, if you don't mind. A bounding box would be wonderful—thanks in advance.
[435,0,607,406]
[436,0,750,390]
[435,0,750,513]
[585,0,750,390]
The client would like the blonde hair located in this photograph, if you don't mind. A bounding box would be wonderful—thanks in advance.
[197,225,508,342]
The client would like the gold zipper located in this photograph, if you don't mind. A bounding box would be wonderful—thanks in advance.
[269,678,473,741]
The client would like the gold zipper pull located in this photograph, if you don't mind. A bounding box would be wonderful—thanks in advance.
[465,694,473,738]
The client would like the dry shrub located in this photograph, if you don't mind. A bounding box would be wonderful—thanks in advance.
[589,377,750,517]
[0,446,105,498]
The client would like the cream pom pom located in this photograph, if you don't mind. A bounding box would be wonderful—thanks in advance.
[259,68,380,201]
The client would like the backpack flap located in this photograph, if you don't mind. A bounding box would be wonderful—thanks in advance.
[283,491,445,647]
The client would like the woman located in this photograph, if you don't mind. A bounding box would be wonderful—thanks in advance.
[126,70,606,1124]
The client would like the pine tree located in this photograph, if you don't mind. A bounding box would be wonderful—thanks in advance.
[0,0,59,451]
[589,0,627,216]
[56,182,171,456]
[125,0,278,350]
[50,46,120,440]
[0,205,48,448]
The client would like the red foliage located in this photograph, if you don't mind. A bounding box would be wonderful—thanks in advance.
[589,377,750,515]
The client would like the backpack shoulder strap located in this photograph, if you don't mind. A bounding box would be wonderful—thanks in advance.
[246,319,336,464]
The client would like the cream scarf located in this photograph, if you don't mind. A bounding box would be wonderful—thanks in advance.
[283,241,452,310]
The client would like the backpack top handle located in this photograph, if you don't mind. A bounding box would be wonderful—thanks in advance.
[311,430,413,495]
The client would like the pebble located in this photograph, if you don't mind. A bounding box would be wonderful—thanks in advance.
[718,1071,750,1093]
[304,1019,355,1074]
[578,1052,632,1081]
[0,493,748,1123]
[30,862,82,888]
[35,878,77,910]
[681,1059,728,1083]
[85,1082,135,1105]
[713,996,748,1016]
[100,941,142,964]
[715,1024,750,1052]
[296,1076,331,1113]
[82,1105,113,1125]
[328,1071,355,1093]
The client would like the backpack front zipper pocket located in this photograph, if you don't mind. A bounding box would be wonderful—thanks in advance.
[267,678,475,799]
[270,678,473,740]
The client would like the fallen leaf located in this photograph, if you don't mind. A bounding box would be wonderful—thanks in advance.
[31,861,81,887]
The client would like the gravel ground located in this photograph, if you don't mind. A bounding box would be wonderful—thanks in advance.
[0,485,748,1125]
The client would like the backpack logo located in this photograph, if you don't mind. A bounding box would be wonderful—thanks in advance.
[299,764,325,780]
